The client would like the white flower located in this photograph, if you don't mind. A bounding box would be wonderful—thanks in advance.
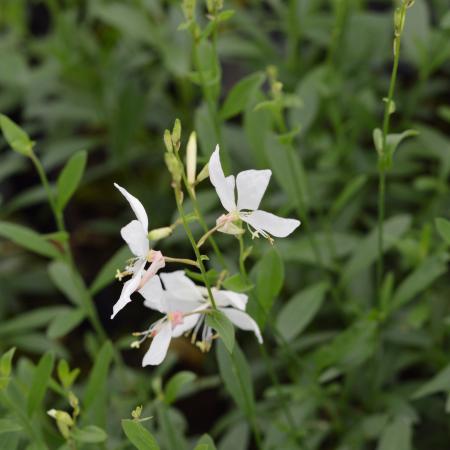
[208,146,300,239]
[137,271,262,366]
[111,183,165,319]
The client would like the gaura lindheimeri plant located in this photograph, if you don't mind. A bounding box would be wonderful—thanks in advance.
[111,121,301,366]
[134,271,262,366]
[111,183,166,319]
[209,146,300,241]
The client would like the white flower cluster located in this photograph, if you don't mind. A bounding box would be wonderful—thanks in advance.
[112,146,299,366]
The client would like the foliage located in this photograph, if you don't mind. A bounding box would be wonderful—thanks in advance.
[1,0,450,449]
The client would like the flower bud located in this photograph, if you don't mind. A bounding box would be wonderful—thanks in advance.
[182,0,196,21]
[172,119,182,152]
[47,409,74,427]
[165,153,182,184]
[148,227,173,241]
[196,163,209,184]
[186,131,197,185]
[163,129,173,153]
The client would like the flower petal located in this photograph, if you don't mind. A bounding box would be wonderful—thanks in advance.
[111,264,144,319]
[236,169,271,211]
[208,146,236,212]
[213,289,248,311]
[114,183,149,231]
[221,308,263,343]
[139,276,165,312]
[120,220,149,257]
[242,210,300,238]
[142,322,172,366]
[160,271,203,303]
[171,313,202,338]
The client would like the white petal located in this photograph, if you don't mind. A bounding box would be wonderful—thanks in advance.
[236,169,271,211]
[114,183,149,231]
[171,313,201,338]
[139,276,165,312]
[208,146,236,212]
[160,271,203,302]
[221,308,263,343]
[142,322,172,366]
[242,210,300,238]
[213,289,248,311]
[111,267,144,319]
[120,220,149,257]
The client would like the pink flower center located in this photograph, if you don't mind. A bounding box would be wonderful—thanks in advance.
[169,311,184,327]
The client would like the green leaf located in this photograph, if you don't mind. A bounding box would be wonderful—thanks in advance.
[48,261,83,306]
[0,348,16,390]
[0,419,22,435]
[164,371,196,405]
[220,72,265,120]
[386,129,418,158]
[194,434,217,450]
[47,308,85,339]
[250,248,284,327]
[84,341,113,410]
[89,245,131,295]
[216,341,255,417]
[121,420,160,450]
[435,218,450,245]
[277,282,329,341]
[391,254,447,311]
[72,425,107,443]
[412,364,450,399]
[56,150,87,211]
[0,348,16,377]
[342,215,411,284]
[0,307,67,337]
[377,417,412,450]
[206,310,235,353]
[0,114,34,157]
[0,221,60,259]
[222,274,253,293]
[57,360,80,389]
[27,352,54,417]
[329,175,368,218]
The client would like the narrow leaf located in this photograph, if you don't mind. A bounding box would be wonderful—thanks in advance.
[121,419,160,450]
[47,308,85,339]
[27,352,55,417]
[0,221,60,259]
[0,114,34,157]
[72,425,107,443]
[413,364,450,399]
[56,150,87,211]
[164,371,196,405]
[206,310,235,353]
[435,218,450,245]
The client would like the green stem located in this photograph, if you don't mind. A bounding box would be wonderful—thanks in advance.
[175,152,228,269]
[174,185,217,309]
[376,2,408,298]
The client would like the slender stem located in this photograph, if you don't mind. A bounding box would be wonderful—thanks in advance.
[376,2,408,297]
[175,152,228,269]
[173,185,217,309]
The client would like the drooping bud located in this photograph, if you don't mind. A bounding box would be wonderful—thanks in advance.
[186,131,197,185]
[148,227,173,241]
[47,409,74,439]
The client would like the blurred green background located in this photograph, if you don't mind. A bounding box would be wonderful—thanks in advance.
[1,0,450,449]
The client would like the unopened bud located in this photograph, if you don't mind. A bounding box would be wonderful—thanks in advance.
[47,409,74,427]
[196,163,209,184]
[148,227,173,241]
[206,0,223,14]
[182,0,196,20]
[186,132,197,185]
[131,405,143,419]
[163,129,173,153]
[172,119,182,152]
[165,153,182,184]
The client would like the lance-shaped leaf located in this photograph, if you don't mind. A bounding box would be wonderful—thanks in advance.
[0,114,34,157]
